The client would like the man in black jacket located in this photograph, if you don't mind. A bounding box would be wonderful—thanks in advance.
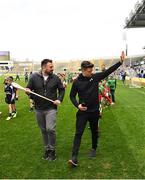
[68,55,125,167]
[26,59,65,161]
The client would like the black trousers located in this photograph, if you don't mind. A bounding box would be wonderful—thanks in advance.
[110,90,115,102]
[72,110,99,159]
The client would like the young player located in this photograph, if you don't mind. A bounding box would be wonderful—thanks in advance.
[107,76,116,103]
[4,76,17,120]
[102,80,113,106]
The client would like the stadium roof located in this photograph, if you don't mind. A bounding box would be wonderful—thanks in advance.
[125,0,145,28]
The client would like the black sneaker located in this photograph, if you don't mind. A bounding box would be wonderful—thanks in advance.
[49,150,57,161]
[88,149,96,158]
[68,159,78,167]
[42,150,50,160]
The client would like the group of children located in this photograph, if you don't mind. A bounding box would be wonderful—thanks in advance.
[98,75,116,117]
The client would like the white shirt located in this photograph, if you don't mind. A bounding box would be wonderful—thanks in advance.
[43,75,49,81]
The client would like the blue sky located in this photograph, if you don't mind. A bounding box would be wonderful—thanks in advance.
[0,0,144,61]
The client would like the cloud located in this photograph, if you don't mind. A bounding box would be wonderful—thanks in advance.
[0,0,143,61]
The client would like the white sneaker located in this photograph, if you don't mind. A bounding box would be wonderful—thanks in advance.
[12,112,17,118]
[6,116,12,120]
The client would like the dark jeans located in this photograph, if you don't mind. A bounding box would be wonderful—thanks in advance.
[110,90,115,102]
[72,111,99,160]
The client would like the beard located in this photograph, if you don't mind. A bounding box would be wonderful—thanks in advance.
[45,70,53,75]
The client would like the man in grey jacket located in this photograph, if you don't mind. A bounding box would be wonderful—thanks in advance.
[26,59,65,161]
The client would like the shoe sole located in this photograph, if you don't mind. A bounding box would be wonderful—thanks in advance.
[6,118,12,120]
[42,157,57,161]
[42,157,49,160]
[48,158,57,161]
[68,160,78,167]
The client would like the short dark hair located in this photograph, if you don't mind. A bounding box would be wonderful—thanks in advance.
[41,59,53,67]
[6,76,13,81]
[81,61,94,70]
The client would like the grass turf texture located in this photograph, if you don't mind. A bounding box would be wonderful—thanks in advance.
[0,76,145,178]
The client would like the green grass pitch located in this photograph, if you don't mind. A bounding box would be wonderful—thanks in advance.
[0,76,145,178]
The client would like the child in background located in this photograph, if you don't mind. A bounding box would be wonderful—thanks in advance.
[108,76,116,104]
[102,80,113,106]
[57,73,68,88]
[4,76,17,120]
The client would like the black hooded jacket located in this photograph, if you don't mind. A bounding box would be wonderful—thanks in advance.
[70,61,122,112]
